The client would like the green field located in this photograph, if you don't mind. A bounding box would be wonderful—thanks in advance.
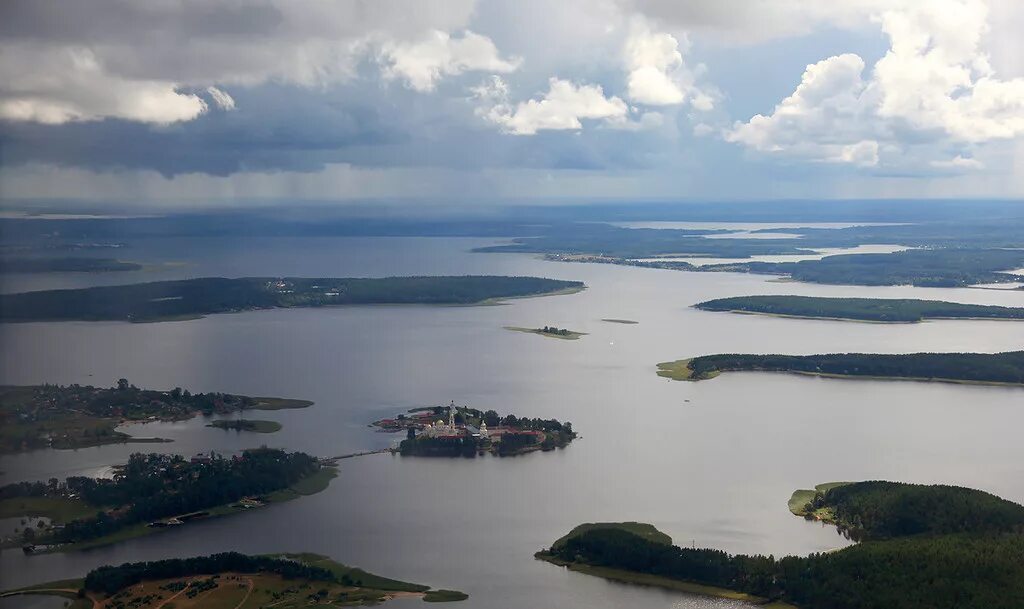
[787,482,852,519]
[0,496,97,523]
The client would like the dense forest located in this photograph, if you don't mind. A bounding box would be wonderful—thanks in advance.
[675,351,1024,385]
[798,481,1024,541]
[0,275,584,322]
[542,482,1024,609]
[0,381,307,453]
[695,295,1024,322]
[84,552,337,594]
[1,449,322,545]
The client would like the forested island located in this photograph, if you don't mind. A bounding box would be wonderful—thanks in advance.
[656,351,1024,386]
[0,257,141,273]
[0,275,584,322]
[0,551,467,607]
[0,448,337,552]
[505,325,586,340]
[695,295,1024,323]
[373,403,576,457]
[538,481,1024,609]
[0,381,311,453]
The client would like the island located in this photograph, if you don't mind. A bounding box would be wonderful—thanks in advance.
[538,481,1024,609]
[0,448,337,553]
[373,402,576,457]
[655,351,1024,386]
[0,256,142,273]
[0,275,585,322]
[600,318,638,324]
[0,551,467,607]
[696,295,1024,322]
[505,325,587,340]
[207,419,282,433]
[0,381,312,454]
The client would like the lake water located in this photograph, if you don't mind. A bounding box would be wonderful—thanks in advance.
[2,236,1024,608]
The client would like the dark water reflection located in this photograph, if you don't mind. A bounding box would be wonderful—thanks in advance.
[2,236,1024,608]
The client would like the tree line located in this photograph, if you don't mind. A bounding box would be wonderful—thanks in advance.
[545,482,1024,609]
[2,448,320,544]
[684,351,1024,384]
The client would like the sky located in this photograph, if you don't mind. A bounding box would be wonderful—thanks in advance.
[2,0,1024,208]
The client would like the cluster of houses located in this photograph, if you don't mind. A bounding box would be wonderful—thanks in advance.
[375,401,546,445]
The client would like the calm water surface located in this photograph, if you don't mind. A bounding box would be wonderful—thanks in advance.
[2,236,1024,608]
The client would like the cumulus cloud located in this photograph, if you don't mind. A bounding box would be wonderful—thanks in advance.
[206,86,236,111]
[0,0,493,124]
[725,0,1024,169]
[623,19,711,109]
[477,76,628,135]
[0,45,208,124]
[380,30,520,92]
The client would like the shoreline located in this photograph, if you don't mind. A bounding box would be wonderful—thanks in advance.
[7,465,339,554]
[696,307,1024,324]
[535,553,794,608]
[0,284,587,324]
[2,392,312,455]
[656,359,1024,388]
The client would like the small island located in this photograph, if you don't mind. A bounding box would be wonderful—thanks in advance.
[656,351,1024,386]
[695,295,1024,323]
[600,318,638,324]
[0,551,467,607]
[0,275,585,322]
[0,381,312,454]
[0,448,337,553]
[373,402,576,457]
[207,419,282,433]
[538,481,1024,609]
[505,325,587,340]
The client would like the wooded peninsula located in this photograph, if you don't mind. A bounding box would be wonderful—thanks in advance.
[695,295,1024,323]
[0,551,467,607]
[0,381,311,454]
[0,275,585,322]
[538,481,1024,609]
[656,351,1024,386]
[0,448,338,553]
